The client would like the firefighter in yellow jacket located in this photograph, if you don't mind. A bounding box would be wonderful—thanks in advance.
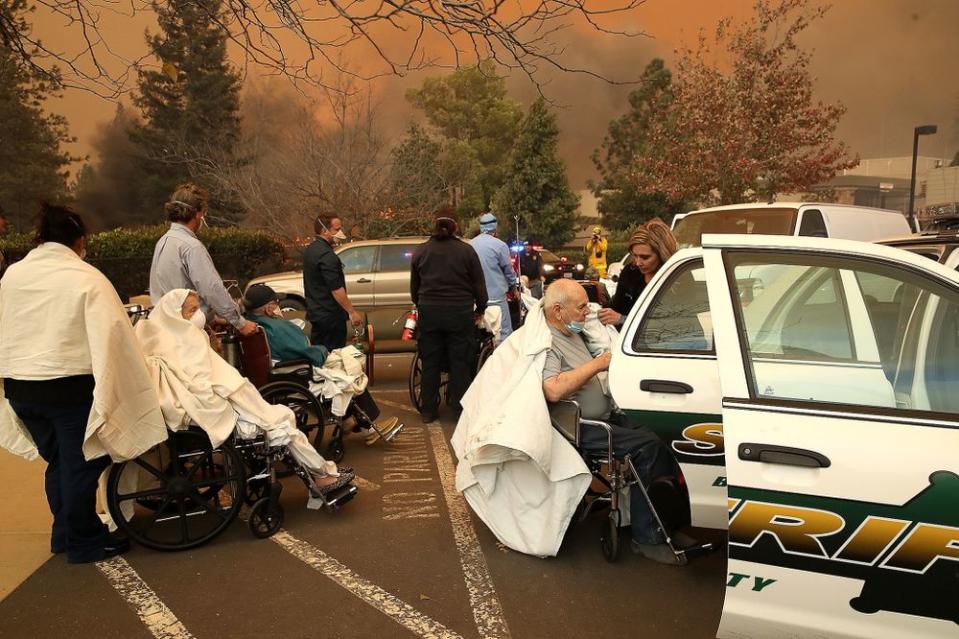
[584,226,608,278]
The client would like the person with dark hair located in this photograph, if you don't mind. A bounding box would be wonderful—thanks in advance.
[303,213,363,352]
[149,183,257,336]
[0,204,166,563]
[410,214,488,423]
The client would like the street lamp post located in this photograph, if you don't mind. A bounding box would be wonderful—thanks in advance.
[908,124,938,230]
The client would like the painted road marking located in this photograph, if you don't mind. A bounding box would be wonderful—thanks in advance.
[381,427,439,518]
[96,556,194,639]
[428,427,512,639]
[353,475,381,491]
[374,397,419,415]
[269,530,463,639]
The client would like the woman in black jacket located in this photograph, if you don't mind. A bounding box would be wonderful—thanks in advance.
[599,218,677,327]
[410,214,488,423]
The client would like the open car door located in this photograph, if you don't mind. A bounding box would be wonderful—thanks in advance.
[702,235,959,639]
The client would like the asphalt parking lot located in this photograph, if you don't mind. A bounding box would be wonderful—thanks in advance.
[0,353,728,639]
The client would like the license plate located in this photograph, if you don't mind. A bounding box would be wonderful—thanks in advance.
[563,273,573,278]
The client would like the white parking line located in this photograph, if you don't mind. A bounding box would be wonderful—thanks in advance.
[428,427,512,639]
[96,556,194,639]
[269,530,463,639]
[375,397,419,415]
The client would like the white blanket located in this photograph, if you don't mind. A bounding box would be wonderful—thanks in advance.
[451,300,592,557]
[0,243,165,462]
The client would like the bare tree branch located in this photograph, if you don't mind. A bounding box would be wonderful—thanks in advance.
[3,0,650,96]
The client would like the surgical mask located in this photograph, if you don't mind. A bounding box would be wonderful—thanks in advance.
[199,214,210,231]
[562,309,585,334]
[318,219,347,245]
[189,309,207,330]
[267,304,284,319]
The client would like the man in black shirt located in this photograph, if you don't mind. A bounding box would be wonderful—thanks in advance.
[303,214,363,351]
[410,215,488,422]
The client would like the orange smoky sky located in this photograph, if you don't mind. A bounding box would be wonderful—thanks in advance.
[34,0,959,188]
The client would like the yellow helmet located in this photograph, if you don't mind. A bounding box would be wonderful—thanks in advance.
[592,226,602,235]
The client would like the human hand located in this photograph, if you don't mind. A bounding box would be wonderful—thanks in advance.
[349,310,363,327]
[238,320,258,336]
[595,351,612,371]
[598,308,622,326]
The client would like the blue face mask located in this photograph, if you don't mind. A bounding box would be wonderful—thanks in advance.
[562,309,585,334]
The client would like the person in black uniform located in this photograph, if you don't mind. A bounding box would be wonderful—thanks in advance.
[410,214,488,423]
[599,218,677,327]
[303,214,363,351]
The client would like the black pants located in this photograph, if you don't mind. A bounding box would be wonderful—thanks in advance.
[9,399,111,563]
[578,412,683,544]
[310,314,348,352]
[348,389,381,424]
[417,305,475,414]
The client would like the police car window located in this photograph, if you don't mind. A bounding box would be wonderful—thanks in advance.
[797,209,827,237]
[728,251,959,414]
[633,260,713,353]
[378,244,416,273]
[338,246,376,274]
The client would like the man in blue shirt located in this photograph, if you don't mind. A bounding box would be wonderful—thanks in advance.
[469,213,518,340]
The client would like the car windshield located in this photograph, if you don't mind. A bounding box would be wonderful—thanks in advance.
[673,207,798,248]
[539,250,560,262]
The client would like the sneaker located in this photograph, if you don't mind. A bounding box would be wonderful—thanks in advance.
[365,417,400,444]
[631,540,686,566]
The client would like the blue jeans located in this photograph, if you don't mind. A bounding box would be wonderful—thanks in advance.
[491,299,513,341]
[578,415,681,544]
[9,400,111,563]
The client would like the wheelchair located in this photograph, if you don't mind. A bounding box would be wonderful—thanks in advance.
[408,324,496,413]
[104,313,359,551]
[548,400,715,563]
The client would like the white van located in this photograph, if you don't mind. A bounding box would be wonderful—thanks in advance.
[672,202,912,247]
[606,203,911,286]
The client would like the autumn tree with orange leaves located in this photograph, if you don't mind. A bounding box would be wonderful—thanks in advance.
[633,0,857,206]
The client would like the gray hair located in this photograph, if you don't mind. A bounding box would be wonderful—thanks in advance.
[543,279,579,309]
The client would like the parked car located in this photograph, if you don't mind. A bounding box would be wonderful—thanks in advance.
[879,229,959,264]
[539,248,585,282]
[608,233,958,637]
[245,237,428,353]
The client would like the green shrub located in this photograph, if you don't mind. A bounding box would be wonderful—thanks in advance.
[1,226,288,301]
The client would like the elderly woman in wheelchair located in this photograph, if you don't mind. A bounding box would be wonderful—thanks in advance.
[105,289,357,551]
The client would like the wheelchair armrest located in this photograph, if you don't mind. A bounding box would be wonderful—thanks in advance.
[579,417,615,468]
[274,358,312,371]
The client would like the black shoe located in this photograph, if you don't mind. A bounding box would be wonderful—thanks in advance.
[101,538,131,560]
[420,410,438,424]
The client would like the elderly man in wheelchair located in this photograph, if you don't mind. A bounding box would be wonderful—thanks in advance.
[105,289,357,551]
[541,280,712,564]
[452,279,711,563]
[242,284,402,455]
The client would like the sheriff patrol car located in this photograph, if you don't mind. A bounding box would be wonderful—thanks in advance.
[608,234,958,638]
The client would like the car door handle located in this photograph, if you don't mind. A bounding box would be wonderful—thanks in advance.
[640,379,693,394]
[738,443,831,468]
[356,278,372,283]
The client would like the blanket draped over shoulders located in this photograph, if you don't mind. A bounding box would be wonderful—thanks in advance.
[451,300,591,557]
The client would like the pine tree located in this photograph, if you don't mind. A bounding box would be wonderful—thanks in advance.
[131,0,243,224]
[406,61,523,215]
[590,59,688,230]
[493,98,579,247]
[0,0,76,231]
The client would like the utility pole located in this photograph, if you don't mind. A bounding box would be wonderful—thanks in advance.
[908,124,938,231]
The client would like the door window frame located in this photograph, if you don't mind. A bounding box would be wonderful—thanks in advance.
[720,247,959,425]
[338,245,378,275]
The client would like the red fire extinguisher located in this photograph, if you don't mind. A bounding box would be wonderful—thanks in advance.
[401,308,418,341]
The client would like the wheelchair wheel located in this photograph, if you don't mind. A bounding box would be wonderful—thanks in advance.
[408,351,450,412]
[248,498,284,539]
[601,512,620,562]
[475,339,494,375]
[260,380,325,451]
[107,429,245,552]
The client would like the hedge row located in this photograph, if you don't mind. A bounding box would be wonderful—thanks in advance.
[0,226,288,302]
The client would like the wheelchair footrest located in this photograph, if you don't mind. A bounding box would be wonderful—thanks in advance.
[306,483,358,511]
[679,541,717,559]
